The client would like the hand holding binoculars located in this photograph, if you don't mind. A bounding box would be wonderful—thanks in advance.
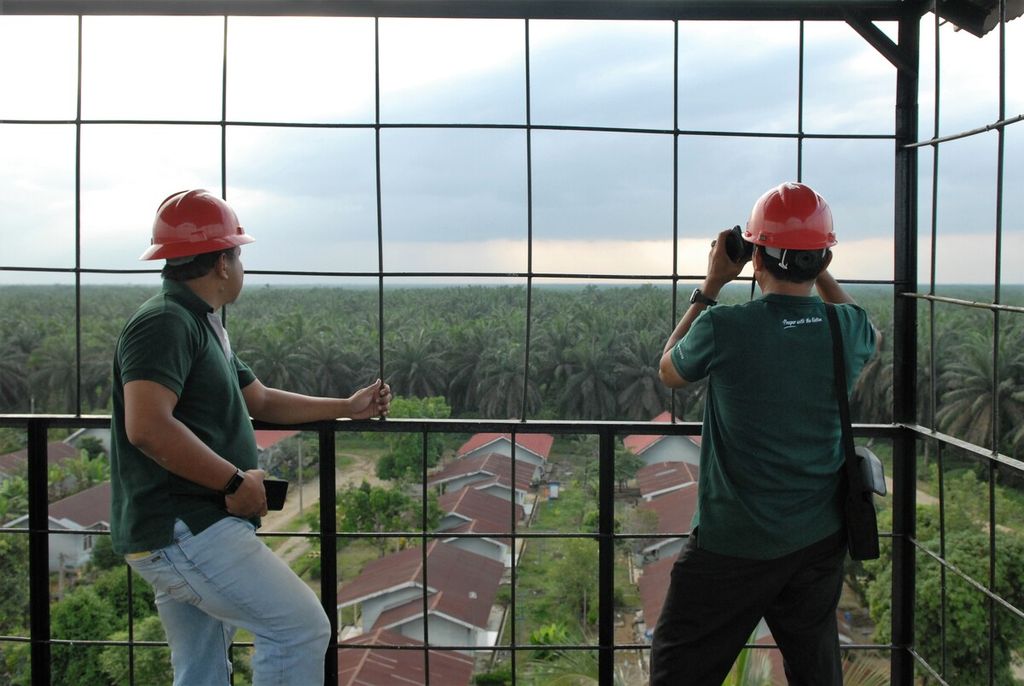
[724,225,753,264]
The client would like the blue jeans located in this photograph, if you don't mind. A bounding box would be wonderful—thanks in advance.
[127,517,331,686]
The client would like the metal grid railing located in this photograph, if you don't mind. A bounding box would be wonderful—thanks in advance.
[0,414,902,685]
[0,2,1022,685]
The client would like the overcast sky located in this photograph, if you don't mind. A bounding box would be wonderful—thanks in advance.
[0,14,1020,286]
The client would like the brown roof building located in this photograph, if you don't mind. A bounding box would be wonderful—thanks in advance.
[428,452,533,505]
[637,461,699,500]
[0,441,78,479]
[338,541,504,651]
[338,629,474,686]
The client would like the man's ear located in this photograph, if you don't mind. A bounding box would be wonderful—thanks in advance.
[216,252,231,279]
[821,249,833,272]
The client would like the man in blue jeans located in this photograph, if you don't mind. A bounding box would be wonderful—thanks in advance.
[652,182,879,685]
[110,189,391,686]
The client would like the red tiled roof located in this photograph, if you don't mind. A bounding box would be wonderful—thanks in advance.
[427,452,533,494]
[638,555,675,630]
[372,582,497,633]
[49,481,112,528]
[639,484,698,536]
[338,629,474,686]
[637,462,699,498]
[622,413,701,456]
[338,540,504,613]
[0,441,78,476]
[438,486,524,535]
[254,430,300,450]
[456,432,554,460]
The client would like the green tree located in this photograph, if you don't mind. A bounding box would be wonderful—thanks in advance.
[614,330,668,421]
[338,481,441,554]
[864,504,1024,685]
[935,330,1024,451]
[99,615,171,685]
[91,566,158,630]
[559,335,619,420]
[375,396,451,482]
[0,477,29,524]
[77,436,107,460]
[446,321,491,415]
[50,586,118,685]
[614,444,644,491]
[240,324,307,390]
[0,339,29,412]
[28,332,77,414]
[0,534,29,634]
[88,534,123,572]
[475,342,540,419]
[550,539,599,626]
[384,327,449,399]
[299,327,369,398]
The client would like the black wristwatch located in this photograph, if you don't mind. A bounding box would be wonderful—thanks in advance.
[222,468,245,495]
[689,288,718,307]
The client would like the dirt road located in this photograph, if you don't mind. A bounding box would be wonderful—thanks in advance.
[261,451,384,564]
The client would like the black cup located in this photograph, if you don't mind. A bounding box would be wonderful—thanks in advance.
[264,478,289,511]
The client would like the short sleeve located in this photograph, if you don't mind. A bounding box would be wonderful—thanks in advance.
[670,309,716,382]
[117,310,195,396]
[234,355,257,389]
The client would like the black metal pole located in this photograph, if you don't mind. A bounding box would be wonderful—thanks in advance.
[891,5,922,684]
[598,428,616,685]
[27,418,52,685]
[319,426,338,685]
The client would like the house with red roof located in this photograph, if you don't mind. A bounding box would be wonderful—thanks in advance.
[637,554,675,641]
[338,629,475,685]
[637,484,698,563]
[622,412,701,467]
[428,452,534,510]
[637,461,699,501]
[4,481,111,571]
[337,541,504,652]
[437,486,525,568]
[456,432,554,480]
[0,441,79,482]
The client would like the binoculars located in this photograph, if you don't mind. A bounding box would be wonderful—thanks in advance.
[724,225,754,264]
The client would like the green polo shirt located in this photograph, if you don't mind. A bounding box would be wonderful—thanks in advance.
[110,279,258,554]
[671,293,876,559]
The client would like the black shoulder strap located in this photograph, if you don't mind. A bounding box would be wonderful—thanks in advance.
[825,304,862,489]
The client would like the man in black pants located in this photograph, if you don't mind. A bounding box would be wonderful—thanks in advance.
[651,182,880,685]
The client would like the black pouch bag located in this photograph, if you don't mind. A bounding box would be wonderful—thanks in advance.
[825,304,881,561]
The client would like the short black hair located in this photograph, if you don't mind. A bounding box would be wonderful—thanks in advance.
[161,248,236,282]
[756,245,830,284]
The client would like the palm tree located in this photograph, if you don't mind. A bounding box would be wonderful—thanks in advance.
[560,335,620,420]
[299,329,362,398]
[935,329,1024,450]
[0,340,29,412]
[534,314,585,388]
[446,321,493,415]
[29,333,77,413]
[240,326,308,391]
[383,326,449,399]
[852,332,892,424]
[615,330,669,421]
[475,343,541,419]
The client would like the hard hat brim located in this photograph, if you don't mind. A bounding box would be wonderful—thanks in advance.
[139,232,255,261]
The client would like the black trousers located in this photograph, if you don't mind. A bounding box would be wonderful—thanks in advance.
[649,529,846,686]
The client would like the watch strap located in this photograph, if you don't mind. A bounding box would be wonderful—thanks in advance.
[222,468,245,495]
[690,288,718,307]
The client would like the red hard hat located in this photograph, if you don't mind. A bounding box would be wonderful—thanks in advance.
[743,182,837,250]
[140,189,255,261]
